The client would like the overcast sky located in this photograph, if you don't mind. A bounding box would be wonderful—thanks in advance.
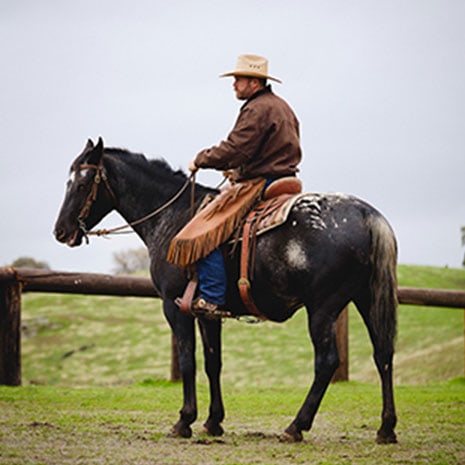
[1,0,464,273]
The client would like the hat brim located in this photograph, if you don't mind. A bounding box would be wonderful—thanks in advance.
[219,71,282,84]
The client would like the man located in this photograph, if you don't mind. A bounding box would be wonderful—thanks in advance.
[167,54,302,315]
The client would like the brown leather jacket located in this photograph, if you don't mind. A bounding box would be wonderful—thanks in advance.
[194,86,302,182]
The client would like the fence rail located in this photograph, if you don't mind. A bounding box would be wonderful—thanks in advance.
[0,267,158,297]
[1,267,464,386]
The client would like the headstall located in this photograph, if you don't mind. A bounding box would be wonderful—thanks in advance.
[76,157,116,240]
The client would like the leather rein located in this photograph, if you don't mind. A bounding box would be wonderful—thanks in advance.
[76,157,195,243]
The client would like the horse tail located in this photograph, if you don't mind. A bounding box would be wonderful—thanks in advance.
[367,212,398,353]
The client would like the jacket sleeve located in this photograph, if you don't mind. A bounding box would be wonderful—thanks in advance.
[194,106,265,170]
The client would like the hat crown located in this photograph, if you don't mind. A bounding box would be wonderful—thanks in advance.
[236,54,269,75]
[220,54,282,83]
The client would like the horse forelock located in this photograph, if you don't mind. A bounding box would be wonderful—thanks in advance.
[70,144,95,172]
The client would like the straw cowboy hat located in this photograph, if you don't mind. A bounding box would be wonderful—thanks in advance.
[220,54,282,83]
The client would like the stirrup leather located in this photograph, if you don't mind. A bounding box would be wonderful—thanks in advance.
[175,276,198,313]
[238,209,268,320]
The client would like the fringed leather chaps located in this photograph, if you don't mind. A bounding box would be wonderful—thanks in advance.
[166,178,266,268]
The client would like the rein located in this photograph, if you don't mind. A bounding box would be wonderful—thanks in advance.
[77,159,195,242]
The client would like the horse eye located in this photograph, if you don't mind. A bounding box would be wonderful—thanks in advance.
[77,183,86,192]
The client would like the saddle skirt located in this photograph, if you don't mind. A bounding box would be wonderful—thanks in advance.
[244,175,303,236]
[232,191,305,244]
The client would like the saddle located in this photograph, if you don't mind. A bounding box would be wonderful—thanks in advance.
[175,177,303,318]
[236,192,299,319]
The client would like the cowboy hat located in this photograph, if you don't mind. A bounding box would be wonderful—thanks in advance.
[219,54,282,83]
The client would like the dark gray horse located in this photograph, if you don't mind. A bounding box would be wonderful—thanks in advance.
[54,137,398,443]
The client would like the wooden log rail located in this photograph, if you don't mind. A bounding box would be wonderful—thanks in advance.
[0,267,159,297]
[1,267,465,386]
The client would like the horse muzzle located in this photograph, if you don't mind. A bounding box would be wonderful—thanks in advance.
[54,226,83,247]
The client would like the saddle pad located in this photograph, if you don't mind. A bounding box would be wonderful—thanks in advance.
[235,192,308,241]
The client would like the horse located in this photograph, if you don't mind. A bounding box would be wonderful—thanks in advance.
[54,137,398,444]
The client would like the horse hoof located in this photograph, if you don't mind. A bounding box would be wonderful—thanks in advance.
[279,429,303,443]
[376,430,397,444]
[202,421,224,437]
[168,423,192,439]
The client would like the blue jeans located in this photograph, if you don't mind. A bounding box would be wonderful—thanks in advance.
[196,178,276,306]
[197,248,227,305]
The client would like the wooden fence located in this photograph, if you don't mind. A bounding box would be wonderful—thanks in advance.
[1,266,465,386]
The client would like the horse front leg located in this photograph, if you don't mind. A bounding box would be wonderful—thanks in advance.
[163,301,197,438]
[282,311,340,442]
[197,317,225,436]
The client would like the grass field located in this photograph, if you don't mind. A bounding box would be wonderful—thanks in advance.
[1,380,464,465]
[0,265,464,464]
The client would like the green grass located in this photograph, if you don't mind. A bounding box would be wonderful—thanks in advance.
[1,380,464,464]
[21,294,172,386]
[1,265,464,464]
[397,265,465,289]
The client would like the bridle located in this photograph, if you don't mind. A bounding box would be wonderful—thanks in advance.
[77,159,116,220]
[76,155,195,242]
[76,156,117,242]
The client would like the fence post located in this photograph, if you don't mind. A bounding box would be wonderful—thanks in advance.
[0,270,22,386]
[331,306,349,383]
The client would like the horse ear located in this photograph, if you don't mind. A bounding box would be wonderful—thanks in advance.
[85,139,94,150]
[87,136,104,165]
[96,137,104,152]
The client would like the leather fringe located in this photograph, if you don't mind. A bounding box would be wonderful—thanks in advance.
[166,179,266,267]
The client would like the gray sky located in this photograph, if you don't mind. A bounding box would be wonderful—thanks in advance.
[1,0,464,273]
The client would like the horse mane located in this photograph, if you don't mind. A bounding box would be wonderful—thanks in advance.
[104,147,188,183]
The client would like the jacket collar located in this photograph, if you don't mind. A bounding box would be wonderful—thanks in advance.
[241,85,272,110]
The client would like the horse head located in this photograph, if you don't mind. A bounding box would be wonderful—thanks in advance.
[54,137,116,247]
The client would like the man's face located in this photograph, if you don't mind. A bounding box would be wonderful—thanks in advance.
[233,76,256,100]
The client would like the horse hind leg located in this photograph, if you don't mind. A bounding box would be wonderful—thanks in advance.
[353,290,398,444]
[374,353,397,444]
[282,305,340,442]
[362,211,398,443]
